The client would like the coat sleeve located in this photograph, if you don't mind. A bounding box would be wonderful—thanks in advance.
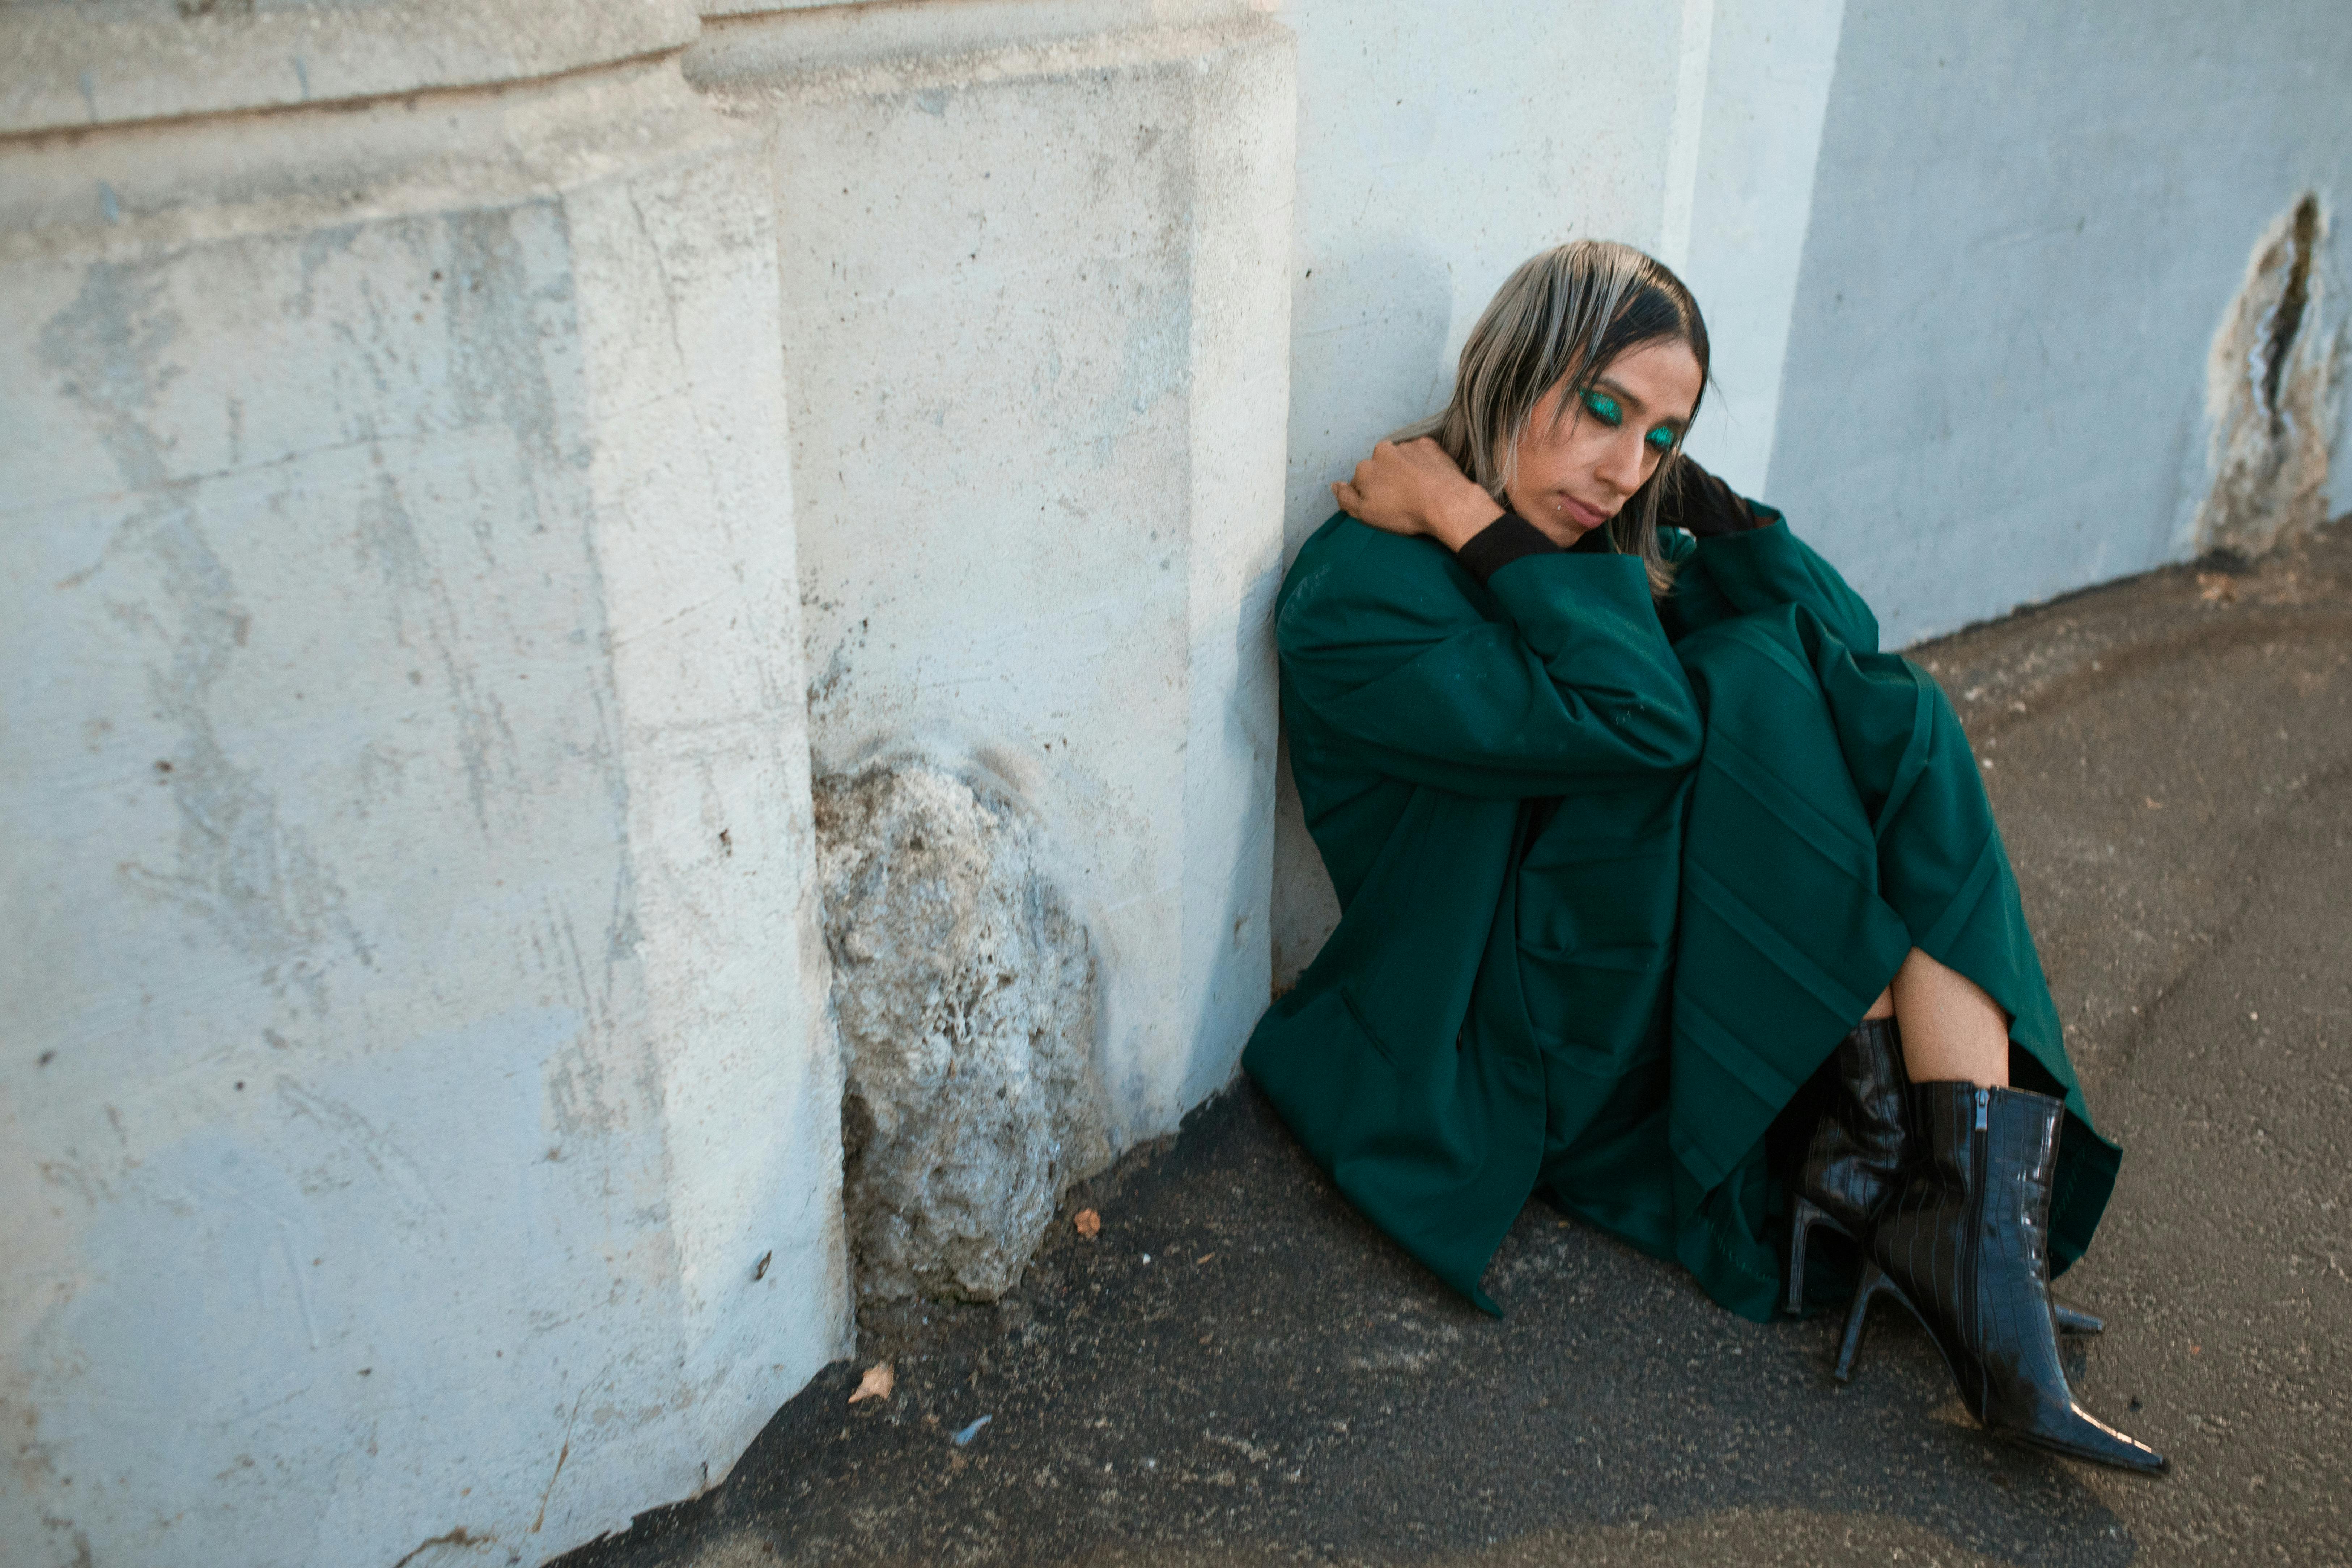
[1278,522,1703,799]
[1663,512,1881,654]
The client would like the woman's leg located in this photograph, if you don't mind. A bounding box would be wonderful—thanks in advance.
[1669,607,2114,1313]
[1887,947,2009,1087]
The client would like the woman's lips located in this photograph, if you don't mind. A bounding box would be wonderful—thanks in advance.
[1555,493,1612,530]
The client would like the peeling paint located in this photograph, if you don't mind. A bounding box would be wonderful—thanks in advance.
[2195,194,2343,559]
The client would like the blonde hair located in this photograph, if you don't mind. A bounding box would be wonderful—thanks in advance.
[1399,241,1710,596]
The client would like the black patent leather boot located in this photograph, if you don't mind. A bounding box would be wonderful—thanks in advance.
[1786,1019,1911,1314]
[1788,1021,2104,1337]
[1839,1082,2164,1474]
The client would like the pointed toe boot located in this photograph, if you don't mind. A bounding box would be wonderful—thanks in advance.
[1840,1081,2166,1475]
[1789,1019,2106,1340]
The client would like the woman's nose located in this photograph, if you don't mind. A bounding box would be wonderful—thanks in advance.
[1596,432,1646,497]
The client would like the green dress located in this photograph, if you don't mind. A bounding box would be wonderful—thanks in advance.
[1244,511,2119,1321]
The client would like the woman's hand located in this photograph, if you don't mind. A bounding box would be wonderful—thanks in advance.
[1653,455,1767,539]
[1332,439,1504,552]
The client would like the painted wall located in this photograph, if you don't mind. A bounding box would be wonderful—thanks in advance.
[1668,0,1848,497]
[1765,0,2352,647]
[0,13,847,1567]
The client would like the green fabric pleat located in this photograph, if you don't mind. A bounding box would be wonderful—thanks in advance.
[1246,513,2119,1324]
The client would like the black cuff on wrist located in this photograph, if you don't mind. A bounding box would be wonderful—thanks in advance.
[1455,511,1562,586]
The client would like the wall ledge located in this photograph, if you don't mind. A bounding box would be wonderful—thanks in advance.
[0,0,702,139]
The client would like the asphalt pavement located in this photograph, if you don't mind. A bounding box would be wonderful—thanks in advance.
[559,521,2352,1568]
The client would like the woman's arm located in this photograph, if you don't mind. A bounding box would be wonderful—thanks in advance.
[1280,524,1702,800]
[1285,437,1701,798]
[1659,459,1880,652]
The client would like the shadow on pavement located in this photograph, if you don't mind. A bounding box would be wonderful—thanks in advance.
[563,1085,2135,1567]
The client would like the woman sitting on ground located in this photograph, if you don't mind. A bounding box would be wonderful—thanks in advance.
[1244,239,2162,1473]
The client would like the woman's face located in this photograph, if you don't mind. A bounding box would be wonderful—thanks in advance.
[1504,337,1704,546]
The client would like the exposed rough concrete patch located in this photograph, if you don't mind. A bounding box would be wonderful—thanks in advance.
[2196,194,2344,558]
[815,763,1109,1303]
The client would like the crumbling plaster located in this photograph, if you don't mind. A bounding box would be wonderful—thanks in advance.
[818,764,1109,1303]
[2195,195,2342,560]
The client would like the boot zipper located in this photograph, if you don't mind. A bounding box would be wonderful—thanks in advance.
[1966,1087,1989,1410]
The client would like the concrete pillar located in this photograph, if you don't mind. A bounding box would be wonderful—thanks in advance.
[687,0,1297,1147]
[0,7,847,1565]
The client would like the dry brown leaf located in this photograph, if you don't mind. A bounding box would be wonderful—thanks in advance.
[1073,1208,1101,1239]
[847,1362,894,1405]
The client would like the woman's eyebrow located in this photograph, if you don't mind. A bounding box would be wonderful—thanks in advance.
[1593,375,1690,429]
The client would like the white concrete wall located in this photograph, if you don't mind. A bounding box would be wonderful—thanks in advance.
[1666,0,1847,497]
[0,12,846,1566]
[0,0,701,133]
[689,0,1296,1146]
[1764,0,2352,647]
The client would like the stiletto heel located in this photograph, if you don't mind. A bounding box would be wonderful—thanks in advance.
[1833,1259,1888,1382]
[1787,1195,1832,1317]
[1787,1021,2123,1353]
[2054,1303,2104,1337]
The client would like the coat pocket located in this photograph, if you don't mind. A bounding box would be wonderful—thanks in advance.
[1338,983,1404,1070]
[1517,949,1670,1078]
[1515,854,1677,960]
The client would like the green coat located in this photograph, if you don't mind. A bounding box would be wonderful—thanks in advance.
[1246,512,2118,1321]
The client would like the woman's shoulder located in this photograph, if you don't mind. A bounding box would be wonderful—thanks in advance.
[1278,513,1482,645]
